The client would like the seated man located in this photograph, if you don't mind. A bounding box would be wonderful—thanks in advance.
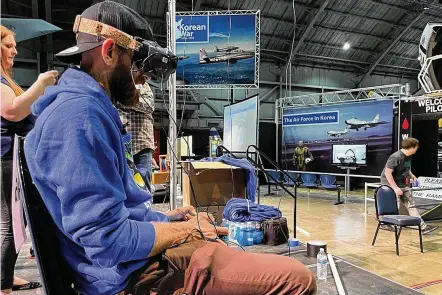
[24,2,316,295]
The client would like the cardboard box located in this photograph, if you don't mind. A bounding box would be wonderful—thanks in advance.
[152,171,169,184]
[182,161,246,223]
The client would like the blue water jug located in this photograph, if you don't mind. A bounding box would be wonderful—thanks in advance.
[237,222,254,246]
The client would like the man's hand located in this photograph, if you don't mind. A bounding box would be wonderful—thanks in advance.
[385,168,402,197]
[393,187,403,197]
[184,213,228,243]
[165,206,196,221]
[150,212,229,257]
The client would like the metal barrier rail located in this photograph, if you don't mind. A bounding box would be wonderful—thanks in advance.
[264,168,345,204]
[277,169,381,180]
[215,145,239,159]
[269,169,380,201]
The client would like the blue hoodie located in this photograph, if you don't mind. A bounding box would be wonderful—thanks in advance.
[24,68,169,295]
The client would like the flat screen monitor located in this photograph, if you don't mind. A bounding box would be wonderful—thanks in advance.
[178,136,193,157]
[332,144,367,165]
[223,96,258,156]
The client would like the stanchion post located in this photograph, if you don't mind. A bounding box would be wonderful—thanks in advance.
[168,0,177,209]
[275,100,279,166]
[294,184,297,239]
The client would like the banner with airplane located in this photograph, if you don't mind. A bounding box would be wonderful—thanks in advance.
[175,11,259,88]
[281,100,393,175]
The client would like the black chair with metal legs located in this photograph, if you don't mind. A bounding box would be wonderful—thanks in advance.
[372,185,423,256]
[14,136,79,295]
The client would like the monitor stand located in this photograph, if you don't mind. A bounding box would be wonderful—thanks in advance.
[338,165,358,201]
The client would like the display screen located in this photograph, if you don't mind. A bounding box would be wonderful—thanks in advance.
[332,144,367,165]
[223,96,258,156]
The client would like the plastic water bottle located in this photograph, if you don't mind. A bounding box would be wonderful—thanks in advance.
[243,222,254,246]
[229,222,238,242]
[235,223,245,245]
[221,219,229,242]
[317,248,328,281]
[176,184,181,197]
[221,219,229,228]
[253,222,264,244]
[412,179,420,188]
[176,184,183,207]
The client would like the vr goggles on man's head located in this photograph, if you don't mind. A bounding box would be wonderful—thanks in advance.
[72,15,178,84]
[132,38,178,83]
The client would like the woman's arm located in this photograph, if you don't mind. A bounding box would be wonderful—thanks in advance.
[1,70,58,122]
[152,157,159,169]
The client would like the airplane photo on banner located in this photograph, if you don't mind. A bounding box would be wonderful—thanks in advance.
[214,45,239,52]
[199,48,254,64]
[327,129,348,137]
[345,114,388,131]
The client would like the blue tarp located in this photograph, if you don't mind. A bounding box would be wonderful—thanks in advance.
[200,155,257,202]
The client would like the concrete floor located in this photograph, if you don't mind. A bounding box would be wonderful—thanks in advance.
[259,190,442,295]
[12,240,42,295]
[12,188,442,295]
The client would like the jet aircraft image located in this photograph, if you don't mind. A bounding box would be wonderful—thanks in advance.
[214,45,239,52]
[327,129,348,137]
[199,48,254,64]
[345,114,388,131]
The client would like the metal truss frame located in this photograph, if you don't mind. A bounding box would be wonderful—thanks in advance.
[405,91,442,102]
[277,84,408,108]
[173,10,260,89]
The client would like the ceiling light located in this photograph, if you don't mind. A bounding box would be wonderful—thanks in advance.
[343,42,351,50]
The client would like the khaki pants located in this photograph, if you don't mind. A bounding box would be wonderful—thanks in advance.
[120,242,317,295]
[398,188,427,229]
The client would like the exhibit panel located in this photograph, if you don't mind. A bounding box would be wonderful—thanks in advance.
[174,10,260,89]
[282,99,394,175]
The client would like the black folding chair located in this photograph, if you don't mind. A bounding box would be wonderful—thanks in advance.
[15,136,79,295]
[372,185,423,256]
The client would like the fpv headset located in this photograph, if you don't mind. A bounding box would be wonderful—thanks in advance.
[73,15,178,84]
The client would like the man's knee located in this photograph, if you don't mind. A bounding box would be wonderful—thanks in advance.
[402,189,416,206]
[280,259,317,294]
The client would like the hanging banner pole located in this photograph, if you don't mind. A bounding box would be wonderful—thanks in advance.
[275,100,279,165]
[168,0,177,209]
[399,84,411,151]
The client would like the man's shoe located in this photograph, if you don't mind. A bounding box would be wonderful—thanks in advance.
[422,225,439,235]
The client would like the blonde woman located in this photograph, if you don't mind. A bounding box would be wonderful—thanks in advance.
[1,25,58,294]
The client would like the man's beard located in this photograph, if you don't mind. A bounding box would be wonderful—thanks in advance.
[109,63,138,106]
